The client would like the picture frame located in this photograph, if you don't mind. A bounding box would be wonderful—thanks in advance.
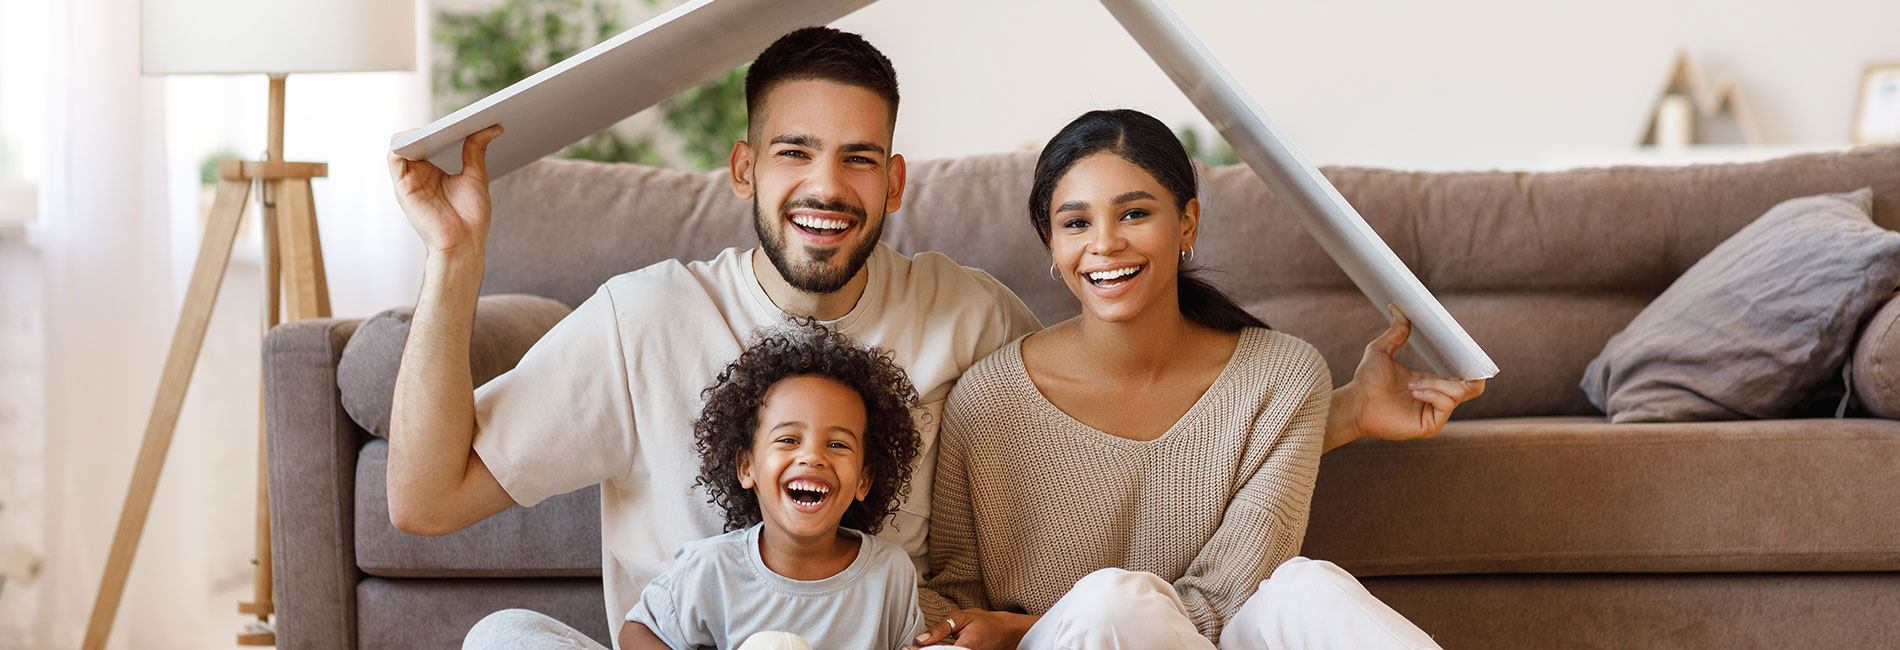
[1853,62,1900,145]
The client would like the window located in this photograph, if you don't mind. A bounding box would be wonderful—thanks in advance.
[0,0,49,230]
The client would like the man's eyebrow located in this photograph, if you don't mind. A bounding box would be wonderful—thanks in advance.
[1113,190,1157,204]
[840,141,887,157]
[770,134,818,148]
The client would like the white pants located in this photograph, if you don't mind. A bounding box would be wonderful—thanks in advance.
[1018,558,1443,650]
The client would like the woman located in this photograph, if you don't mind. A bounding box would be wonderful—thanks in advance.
[913,109,1480,650]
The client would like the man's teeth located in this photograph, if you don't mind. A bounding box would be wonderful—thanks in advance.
[791,215,851,231]
[1087,266,1142,282]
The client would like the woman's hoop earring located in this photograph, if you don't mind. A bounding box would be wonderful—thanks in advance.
[1050,264,1062,280]
[1180,247,1196,264]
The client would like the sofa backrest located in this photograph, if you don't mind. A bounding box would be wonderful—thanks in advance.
[487,145,1900,418]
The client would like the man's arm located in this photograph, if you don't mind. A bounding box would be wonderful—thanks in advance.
[384,125,519,536]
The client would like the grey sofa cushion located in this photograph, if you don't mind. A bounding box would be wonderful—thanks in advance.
[1854,292,1900,418]
[337,294,571,438]
[355,439,602,577]
[1580,188,1900,422]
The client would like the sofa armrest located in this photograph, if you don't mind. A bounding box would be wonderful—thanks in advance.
[1854,292,1900,419]
[266,317,365,650]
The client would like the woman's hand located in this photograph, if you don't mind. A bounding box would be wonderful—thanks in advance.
[1325,305,1487,452]
[387,124,504,256]
[905,609,1040,650]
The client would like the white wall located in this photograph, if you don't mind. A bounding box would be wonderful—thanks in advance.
[820,0,1900,170]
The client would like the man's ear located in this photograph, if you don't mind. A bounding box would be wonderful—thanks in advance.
[883,152,907,214]
[730,140,755,201]
[736,451,755,490]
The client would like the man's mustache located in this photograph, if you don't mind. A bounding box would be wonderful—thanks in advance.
[781,196,868,220]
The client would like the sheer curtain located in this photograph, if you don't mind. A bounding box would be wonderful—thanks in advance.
[22,0,432,648]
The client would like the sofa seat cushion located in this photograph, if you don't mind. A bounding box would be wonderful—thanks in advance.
[357,577,608,650]
[355,439,602,577]
[1304,416,1900,576]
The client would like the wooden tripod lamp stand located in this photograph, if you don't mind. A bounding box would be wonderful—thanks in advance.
[83,2,414,649]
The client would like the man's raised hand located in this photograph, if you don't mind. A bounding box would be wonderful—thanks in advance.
[387,124,504,256]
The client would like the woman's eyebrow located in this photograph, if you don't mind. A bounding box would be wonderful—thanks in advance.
[1112,190,1156,204]
[1056,200,1089,214]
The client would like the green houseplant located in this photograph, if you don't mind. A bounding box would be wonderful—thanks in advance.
[433,0,747,170]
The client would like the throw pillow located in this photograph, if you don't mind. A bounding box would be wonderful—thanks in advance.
[1853,291,1900,418]
[1581,188,1900,422]
[337,294,572,438]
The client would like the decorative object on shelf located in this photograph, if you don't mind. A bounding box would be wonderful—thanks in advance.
[1853,62,1900,145]
[1638,51,1765,147]
[85,2,416,649]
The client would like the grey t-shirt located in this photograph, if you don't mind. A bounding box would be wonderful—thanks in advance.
[624,524,927,650]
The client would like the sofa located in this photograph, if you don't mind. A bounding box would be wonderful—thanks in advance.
[266,145,1900,650]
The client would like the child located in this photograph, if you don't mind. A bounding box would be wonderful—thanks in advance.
[619,321,929,650]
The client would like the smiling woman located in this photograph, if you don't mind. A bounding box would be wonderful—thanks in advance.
[917,109,1448,650]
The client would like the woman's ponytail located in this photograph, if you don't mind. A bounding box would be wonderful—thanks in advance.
[1178,266,1268,332]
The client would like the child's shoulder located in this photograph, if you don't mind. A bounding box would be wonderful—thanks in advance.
[852,529,921,582]
[667,526,755,572]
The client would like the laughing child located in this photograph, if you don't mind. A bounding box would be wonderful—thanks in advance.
[618,321,929,650]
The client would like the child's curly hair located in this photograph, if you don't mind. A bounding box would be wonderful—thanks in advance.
[692,319,921,534]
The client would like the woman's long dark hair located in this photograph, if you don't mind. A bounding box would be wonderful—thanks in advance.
[1028,109,1267,332]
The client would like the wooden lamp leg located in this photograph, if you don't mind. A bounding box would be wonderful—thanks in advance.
[82,178,254,650]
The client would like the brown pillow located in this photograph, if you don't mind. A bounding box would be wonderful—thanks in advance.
[1853,292,1900,418]
[1581,188,1900,422]
[337,294,572,438]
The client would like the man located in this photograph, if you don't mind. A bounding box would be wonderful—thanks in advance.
[387,26,1481,650]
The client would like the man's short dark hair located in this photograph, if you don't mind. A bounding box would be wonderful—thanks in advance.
[744,26,900,136]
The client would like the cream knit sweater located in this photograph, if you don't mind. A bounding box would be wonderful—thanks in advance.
[922,327,1330,642]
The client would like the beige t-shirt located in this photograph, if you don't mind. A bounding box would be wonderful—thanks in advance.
[471,243,1040,641]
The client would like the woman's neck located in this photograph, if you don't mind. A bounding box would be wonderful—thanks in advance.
[1072,304,1203,379]
[757,524,860,581]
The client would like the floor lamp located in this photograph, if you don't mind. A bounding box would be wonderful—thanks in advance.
[83,2,414,648]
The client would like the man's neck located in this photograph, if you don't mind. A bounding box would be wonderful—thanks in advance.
[751,249,870,321]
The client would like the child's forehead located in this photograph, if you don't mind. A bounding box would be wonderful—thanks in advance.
[757,375,870,424]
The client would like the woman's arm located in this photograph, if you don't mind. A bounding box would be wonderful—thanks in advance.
[1171,359,1330,640]
[920,395,990,618]
[1325,305,1487,452]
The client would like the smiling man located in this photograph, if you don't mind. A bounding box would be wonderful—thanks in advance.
[387,27,1039,650]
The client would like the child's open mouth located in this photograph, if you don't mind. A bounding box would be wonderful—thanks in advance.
[783,478,833,513]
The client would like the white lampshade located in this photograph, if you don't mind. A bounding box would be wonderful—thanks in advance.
[142,0,416,75]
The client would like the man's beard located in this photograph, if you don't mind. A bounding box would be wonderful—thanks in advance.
[754,195,884,294]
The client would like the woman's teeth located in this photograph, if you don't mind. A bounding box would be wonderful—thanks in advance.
[791,214,851,235]
[1086,265,1143,287]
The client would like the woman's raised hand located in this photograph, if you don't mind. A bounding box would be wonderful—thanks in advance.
[387,124,504,256]
[905,609,1039,650]
[1331,304,1487,449]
